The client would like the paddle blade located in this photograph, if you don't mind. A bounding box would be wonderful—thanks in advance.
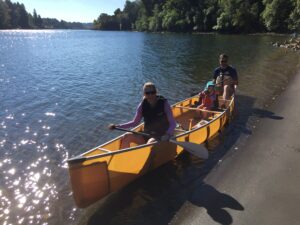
[170,140,209,159]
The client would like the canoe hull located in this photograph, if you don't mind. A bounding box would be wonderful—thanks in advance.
[68,95,235,208]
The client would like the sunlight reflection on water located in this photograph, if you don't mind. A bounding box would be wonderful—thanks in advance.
[0,107,72,224]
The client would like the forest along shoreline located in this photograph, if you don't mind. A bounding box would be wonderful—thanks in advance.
[1,0,299,35]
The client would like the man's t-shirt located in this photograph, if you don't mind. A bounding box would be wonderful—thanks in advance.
[213,65,238,83]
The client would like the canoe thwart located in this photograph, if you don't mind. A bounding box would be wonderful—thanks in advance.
[175,105,222,114]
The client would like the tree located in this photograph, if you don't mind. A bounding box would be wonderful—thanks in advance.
[123,0,139,29]
[9,1,21,28]
[32,9,38,27]
[148,4,162,31]
[94,13,120,30]
[114,8,122,30]
[288,0,300,31]
[261,0,293,32]
[135,3,149,31]
[214,0,264,33]
[140,0,165,16]
[161,0,190,31]
[202,0,219,31]
[18,3,29,28]
[0,1,10,28]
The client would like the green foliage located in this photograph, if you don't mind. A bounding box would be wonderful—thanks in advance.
[124,0,139,22]
[18,3,29,28]
[214,0,264,32]
[288,0,300,31]
[140,0,165,16]
[2,0,297,32]
[93,1,141,30]
[161,8,180,30]
[261,0,293,32]
[0,1,10,28]
[134,2,149,31]
[161,0,190,31]
[95,0,297,33]
[148,4,162,31]
[31,9,43,28]
[94,13,120,30]
[202,0,219,31]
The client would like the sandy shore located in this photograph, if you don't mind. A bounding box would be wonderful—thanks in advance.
[170,70,300,225]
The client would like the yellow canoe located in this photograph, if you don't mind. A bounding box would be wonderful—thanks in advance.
[67,95,235,208]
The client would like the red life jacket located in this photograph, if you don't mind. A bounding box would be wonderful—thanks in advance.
[199,91,216,109]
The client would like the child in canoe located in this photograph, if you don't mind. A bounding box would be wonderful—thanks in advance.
[196,81,217,120]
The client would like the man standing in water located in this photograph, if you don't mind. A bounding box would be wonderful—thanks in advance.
[213,54,238,101]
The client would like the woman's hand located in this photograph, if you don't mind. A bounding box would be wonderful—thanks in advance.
[108,124,116,130]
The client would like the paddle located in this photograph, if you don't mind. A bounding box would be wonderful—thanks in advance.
[112,127,209,159]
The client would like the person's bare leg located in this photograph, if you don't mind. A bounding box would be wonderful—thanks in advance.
[120,133,145,149]
[223,85,230,100]
[194,106,203,119]
[223,85,234,100]
[202,111,209,120]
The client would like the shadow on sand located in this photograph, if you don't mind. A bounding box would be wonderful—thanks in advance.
[252,108,284,120]
[84,94,283,225]
[189,182,244,225]
[85,163,244,225]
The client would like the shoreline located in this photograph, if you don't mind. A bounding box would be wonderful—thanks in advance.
[170,68,300,224]
[0,28,294,35]
[272,37,300,51]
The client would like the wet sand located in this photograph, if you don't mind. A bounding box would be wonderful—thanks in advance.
[170,70,300,225]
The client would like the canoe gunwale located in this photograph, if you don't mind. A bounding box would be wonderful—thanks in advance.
[68,141,157,164]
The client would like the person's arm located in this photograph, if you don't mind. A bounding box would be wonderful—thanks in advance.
[213,68,219,83]
[117,102,143,129]
[198,92,204,106]
[164,100,176,136]
[234,84,238,92]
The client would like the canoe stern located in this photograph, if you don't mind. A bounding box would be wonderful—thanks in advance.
[68,161,109,208]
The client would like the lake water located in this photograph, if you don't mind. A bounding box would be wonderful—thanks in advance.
[0,30,299,225]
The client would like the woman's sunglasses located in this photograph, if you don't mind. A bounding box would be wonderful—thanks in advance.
[144,91,156,95]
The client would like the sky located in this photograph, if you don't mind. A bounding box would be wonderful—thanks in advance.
[12,0,127,23]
